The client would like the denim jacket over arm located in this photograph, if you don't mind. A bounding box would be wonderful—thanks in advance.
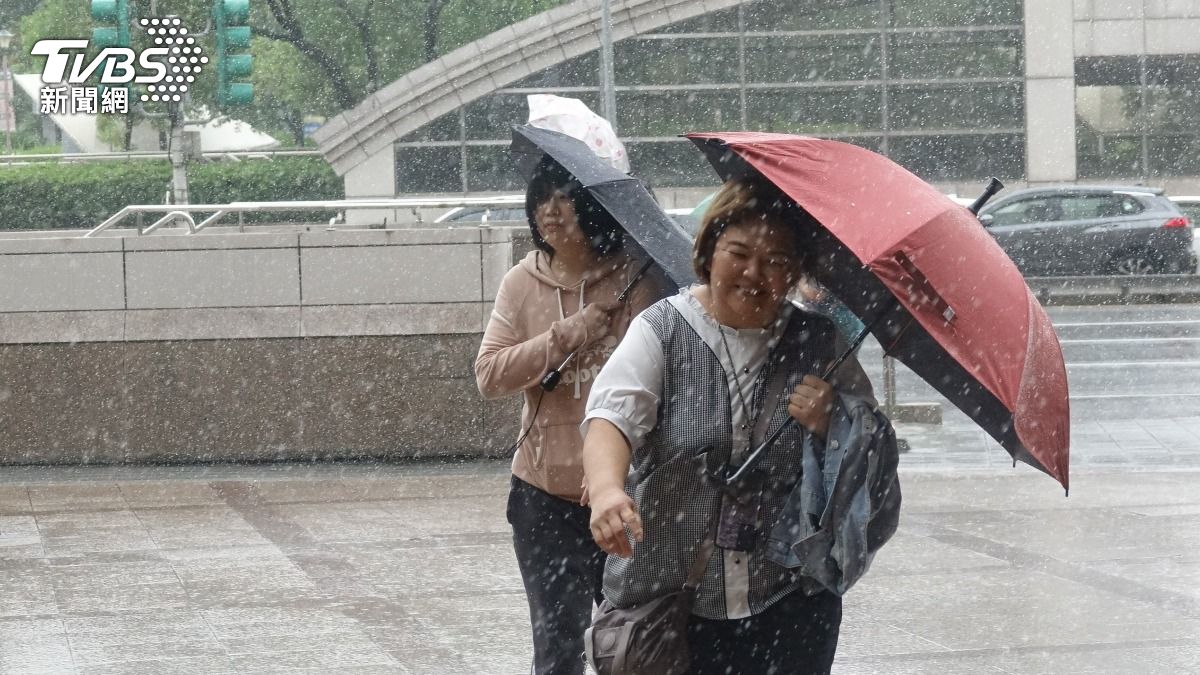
[764,392,902,596]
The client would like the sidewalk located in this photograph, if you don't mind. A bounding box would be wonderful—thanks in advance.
[0,419,1197,674]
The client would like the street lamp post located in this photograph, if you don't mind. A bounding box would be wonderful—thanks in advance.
[0,28,14,155]
[599,0,617,131]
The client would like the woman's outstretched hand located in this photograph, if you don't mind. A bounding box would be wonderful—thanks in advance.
[788,374,834,440]
[588,487,643,559]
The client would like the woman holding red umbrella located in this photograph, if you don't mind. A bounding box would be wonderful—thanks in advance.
[582,174,896,674]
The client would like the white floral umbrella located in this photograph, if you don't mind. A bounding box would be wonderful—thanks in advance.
[526,94,630,174]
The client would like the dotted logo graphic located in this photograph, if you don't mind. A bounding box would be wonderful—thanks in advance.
[137,17,207,103]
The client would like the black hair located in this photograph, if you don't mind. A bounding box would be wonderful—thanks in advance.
[525,158,625,257]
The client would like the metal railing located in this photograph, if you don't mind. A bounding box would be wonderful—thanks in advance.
[79,200,1200,305]
[82,196,528,237]
[1027,274,1200,304]
[1,149,322,166]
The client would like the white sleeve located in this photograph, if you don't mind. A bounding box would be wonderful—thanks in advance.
[582,314,664,451]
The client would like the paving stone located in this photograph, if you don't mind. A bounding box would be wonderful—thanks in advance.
[0,414,1193,672]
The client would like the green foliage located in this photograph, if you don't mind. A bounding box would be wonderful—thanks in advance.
[0,0,41,33]
[10,0,572,148]
[188,155,342,222]
[16,0,91,73]
[0,157,342,229]
[435,0,562,56]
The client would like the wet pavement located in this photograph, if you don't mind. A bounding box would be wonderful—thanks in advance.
[0,417,1198,674]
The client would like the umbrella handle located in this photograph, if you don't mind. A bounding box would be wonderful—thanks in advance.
[541,351,575,391]
[618,258,655,303]
[968,177,1005,215]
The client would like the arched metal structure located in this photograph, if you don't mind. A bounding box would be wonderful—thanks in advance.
[313,0,742,177]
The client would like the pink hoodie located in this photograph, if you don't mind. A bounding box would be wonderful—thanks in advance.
[475,249,673,502]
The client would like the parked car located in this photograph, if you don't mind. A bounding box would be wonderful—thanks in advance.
[434,203,526,225]
[1170,195,1200,226]
[976,186,1196,276]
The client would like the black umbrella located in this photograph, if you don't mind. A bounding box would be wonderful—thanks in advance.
[510,125,697,287]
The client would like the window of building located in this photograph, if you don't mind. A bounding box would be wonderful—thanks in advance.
[1076,55,1200,180]
[616,37,741,86]
[888,133,1024,181]
[394,0,1028,192]
[888,82,1023,131]
[742,0,881,31]
[510,53,602,89]
[465,145,525,192]
[744,34,881,83]
[889,0,1022,28]
[889,30,1022,80]
[746,86,882,135]
[396,145,464,193]
[618,90,741,138]
[628,140,724,188]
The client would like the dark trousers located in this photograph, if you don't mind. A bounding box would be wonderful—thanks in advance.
[507,476,606,675]
[684,589,842,675]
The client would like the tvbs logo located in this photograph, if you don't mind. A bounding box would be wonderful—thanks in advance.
[33,17,206,104]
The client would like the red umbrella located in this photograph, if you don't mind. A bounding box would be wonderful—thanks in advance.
[688,132,1070,491]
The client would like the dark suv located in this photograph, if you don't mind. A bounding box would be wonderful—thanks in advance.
[976,186,1196,276]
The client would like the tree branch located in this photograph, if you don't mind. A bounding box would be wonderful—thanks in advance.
[424,0,449,64]
[362,0,379,90]
[253,23,360,109]
[333,0,379,93]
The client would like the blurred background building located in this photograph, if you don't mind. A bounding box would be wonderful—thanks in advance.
[313,0,1200,204]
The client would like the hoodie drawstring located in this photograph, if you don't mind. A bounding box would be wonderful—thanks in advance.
[553,281,587,401]
[574,279,585,399]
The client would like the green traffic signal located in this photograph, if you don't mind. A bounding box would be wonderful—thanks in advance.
[213,0,253,107]
[91,27,122,48]
[91,0,131,49]
[221,0,250,24]
[223,54,252,79]
[90,0,122,22]
[224,26,252,50]
[224,83,254,106]
[91,0,130,97]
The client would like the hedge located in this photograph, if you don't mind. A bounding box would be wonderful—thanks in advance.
[0,157,344,230]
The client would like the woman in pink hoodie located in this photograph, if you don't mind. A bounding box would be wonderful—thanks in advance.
[475,159,672,675]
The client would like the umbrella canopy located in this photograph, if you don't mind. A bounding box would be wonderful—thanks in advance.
[687,132,1070,490]
[526,94,630,173]
[511,124,696,286]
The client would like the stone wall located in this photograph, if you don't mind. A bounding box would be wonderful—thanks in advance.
[0,226,533,464]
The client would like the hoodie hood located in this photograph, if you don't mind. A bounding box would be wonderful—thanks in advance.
[518,249,634,291]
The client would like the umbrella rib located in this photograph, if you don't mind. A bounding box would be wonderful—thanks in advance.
[883,315,920,357]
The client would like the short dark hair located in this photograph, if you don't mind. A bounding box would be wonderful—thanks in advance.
[692,176,816,284]
[525,158,625,257]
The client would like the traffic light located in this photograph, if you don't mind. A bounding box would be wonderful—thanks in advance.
[91,0,131,96]
[213,0,253,107]
[91,0,131,49]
